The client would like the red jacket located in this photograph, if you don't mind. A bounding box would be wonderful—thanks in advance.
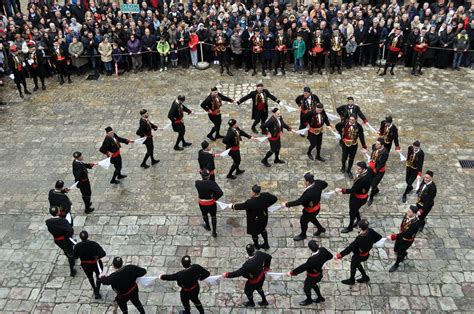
[189,34,199,51]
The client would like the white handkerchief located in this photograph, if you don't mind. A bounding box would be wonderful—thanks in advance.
[374,238,387,247]
[204,275,222,285]
[256,137,268,143]
[9,74,14,80]
[27,59,34,65]
[322,190,336,199]
[97,260,103,275]
[399,152,407,161]
[330,130,341,140]
[295,127,309,135]
[267,272,285,280]
[283,105,298,113]
[163,122,172,130]
[69,238,77,245]
[134,137,147,144]
[219,148,231,157]
[216,201,230,210]
[98,157,111,169]
[65,213,73,224]
[367,123,377,133]
[268,204,282,213]
[137,276,158,288]
[68,181,79,190]
[365,153,371,163]
[326,112,339,121]
[415,177,421,190]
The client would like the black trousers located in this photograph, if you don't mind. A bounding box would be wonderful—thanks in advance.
[412,51,426,72]
[300,209,324,236]
[330,51,342,69]
[298,113,307,130]
[274,52,286,72]
[172,123,186,147]
[217,52,229,69]
[252,110,268,129]
[228,150,241,175]
[394,238,414,265]
[111,155,122,181]
[244,50,253,70]
[349,254,369,280]
[307,132,323,156]
[303,274,324,299]
[244,278,267,302]
[341,144,358,170]
[13,72,27,93]
[310,54,325,71]
[403,168,418,195]
[347,196,367,228]
[180,287,204,314]
[142,138,155,164]
[30,68,46,88]
[78,180,92,211]
[116,287,145,314]
[252,52,264,72]
[81,260,103,291]
[55,60,70,82]
[385,50,399,68]
[54,239,75,274]
[199,203,217,233]
[370,171,385,199]
[179,47,189,67]
[208,114,222,136]
[365,43,379,66]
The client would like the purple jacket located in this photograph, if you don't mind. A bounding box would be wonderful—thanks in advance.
[127,39,141,54]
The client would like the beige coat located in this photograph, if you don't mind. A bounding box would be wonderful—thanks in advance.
[68,41,88,68]
[98,41,112,62]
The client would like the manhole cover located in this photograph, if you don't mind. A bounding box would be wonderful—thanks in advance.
[459,160,474,169]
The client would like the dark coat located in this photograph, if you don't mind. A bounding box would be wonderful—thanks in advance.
[233,192,278,234]
[237,89,280,120]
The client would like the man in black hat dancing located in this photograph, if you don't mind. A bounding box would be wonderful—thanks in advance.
[195,169,223,237]
[72,151,96,213]
[289,240,333,305]
[136,109,160,168]
[260,108,293,167]
[100,127,133,184]
[231,185,278,250]
[222,119,253,179]
[304,103,331,161]
[198,141,217,181]
[378,116,400,153]
[284,173,328,241]
[401,141,424,203]
[295,87,320,131]
[416,170,437,232]
[168,95,193,151]
[200,87,235,141]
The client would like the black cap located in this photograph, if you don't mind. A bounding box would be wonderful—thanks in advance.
[140,109,147,115]
[256,83,264,87]
[49,206,59,216]
[246,244,255,256]
[413,140,421,147]
[113,256,123,268]
[385,116,393,123]
[55,180,64,189]
[308,240,319,252]
[358,219,369,230]
[79,230,89,241]
[409,205,419,214]
[228,119,237,127]
[252,184,261,194]
[181,255,191,268]
[105,126,113,132]
[303,86,311,93]
[177,95,185,101]
[201,168,210,179]
[347,96,354,100]
[73,151,82,158]
[376,137,385,144]
[272,107,279,113]
[201,141,209,149]
[356,161,367,169]
[426,170,434,177]
[211,86,218,92]
[304,172,314,182]
[316,103,323,109]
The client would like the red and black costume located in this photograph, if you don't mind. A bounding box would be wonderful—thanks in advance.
[168,99,192,150]
[136,116,159,167]
[336,103,368,124]
[195,177,223,236]
[295,92,320,130]
[260,115,292,165]
[73,239,106,297]
[52,44,71,84]
[198,149,216,181]
[273,32,289,74]
[27,47,47,90]
[303,109,330,160]
[99,132,131,183]
[8,51,30,97]
[48,188,72,224]
[200,92,234,140]
[378,120,400,152]
[390,213,420,269]
[381,32,404,75]
[73,158,94,213]
[336,121,367,174]
[237,89,280,132]
[412,34,429,75]
[222,126,252,179]
[368,144,389,204]
[402,146,424,199]
[416,180,437,230]
[309,34,326,74]
[45,216,75,275]
[214,33,232,75]
[251,33,265,75]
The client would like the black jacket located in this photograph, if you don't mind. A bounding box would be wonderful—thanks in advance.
[378,121,399,149]
[233,192,278,234]
[45,217,74,238]
[295,93,320,113]
[168,100,191,124]
[100,265,147,294]
[340,228,382,257]
[136,118,157,145]
[237,89,279,120]
[198,149,215,171]
[342,169,373,196]
[73,240,106,261]
[200,93,233,114]
[290,247,333,276]
[161,264,210,290]
[261,115,291,136]
[227,251,272,280]
[406,146,424,174]
[72,160,93,182]
[222,127,251,149]
[416,181,437,212]
[287,180,328,209]
[48,189,72,212]
[336,104,367,123]
[369,145,389,173]
[195,179,223,200]
[100,133,130,156]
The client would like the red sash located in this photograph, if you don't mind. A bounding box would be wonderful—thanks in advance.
[359,251,369,257]
[354,193,368,199]
[182,283,198,291]
[198,199,216,206]
[121,283,138,297]
[110,150,121,158]
[174,119,183,124]
[248,271,265,284]
[304,203,320,214]
[388,46,401,53]
[231,146,239,151]
[81,259,98,264]
[306,271,321,277]
[268,132,281,141]
[54,236,65,241]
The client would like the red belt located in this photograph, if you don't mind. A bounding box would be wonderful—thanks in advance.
[209,170,215,175]
[256,103,265,111]
[306,271,321,277]
[81,259,98,264]
[304,203,320,214]
[414,46,427,53]
[388,46,401,53]
[174,119,183,124]
[359,251,369,257]
[57,56,65,61]
[17,65,23,71]
[403,237,415,242]
[300,108,308,114]
[32,64,38,68]
[54,236,65,241]
[210,110,220,116]
[231,146,239,151]
[182,283,198,291]
[354,193,368,199]
[369,161,385,173]
[268,132,281,141]
[80,178,89,182]
[110,150,121,158]
[248,271,265,284]
[121,283,138,297]
[198,199,216,206]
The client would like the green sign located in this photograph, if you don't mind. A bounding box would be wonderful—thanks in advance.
[120,4,140,14]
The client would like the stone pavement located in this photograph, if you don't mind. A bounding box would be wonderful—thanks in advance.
[0,65,473,313]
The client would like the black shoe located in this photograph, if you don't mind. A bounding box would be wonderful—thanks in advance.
[299,299,313,306]
[202,223,211,231]
[110,179,120,184]
[252,71,256,76]
[293,234,306,241]
[341,279,355,285]
[352,219,361,228]
[299,134,304,137]
[117,174,127,179]
[68,78,72,84]
[212,232,217,237]
[215,134,224,139]
[261,160,271,167]
[390,70,395,75]
[228,71,233,76]
[253,243,261,250]
[25,90,31,95]
[207,134,216,141]
[94,292,102,299]
[70,269,77,277]
[274,159,285,164]
[174,146,184,151]
[282,70,286,75]
[379,71,386,76]
[346,171,353,179]
[367,198,373,207]
[183,142,192,147]
[42,86,46,90]
[341,227,353,233]
[307,153,314,160]
[151,159,160,165]
[236,169,245,175]
[337,69,342,74]
[317,69,322,75]
[314,297,325,303]
[389,264,399,272]
[60,80,65,85]
[262,71,266,77]
[140,163,150,169]
[84,207,95,214]
[258,300,269,306]
[356,276,370,283]
[419,223,425,233]
[260,243,270,250]
[273,71,278,75]
[401,194,407,203]
[226,174,237,180]
[330,69,335,74]
[314,228,326,236]
[340,166,346,173]
[251,127,258,134]
[33,86,38,91]
[243,301,255,307]
[315,156,326,162]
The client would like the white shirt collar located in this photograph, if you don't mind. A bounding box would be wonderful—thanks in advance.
[311,250,320,256]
